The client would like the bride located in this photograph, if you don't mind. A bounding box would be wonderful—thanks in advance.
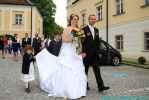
[36,14,87,99]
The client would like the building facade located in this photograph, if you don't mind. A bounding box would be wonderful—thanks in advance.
[67,0,149,61]
[0,0,43,38]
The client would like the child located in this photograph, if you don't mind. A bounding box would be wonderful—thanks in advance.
[21,45,35,93]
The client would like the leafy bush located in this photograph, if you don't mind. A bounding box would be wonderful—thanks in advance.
[138,57,146,65]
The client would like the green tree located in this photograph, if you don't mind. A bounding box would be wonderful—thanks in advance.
[31,0,63,38]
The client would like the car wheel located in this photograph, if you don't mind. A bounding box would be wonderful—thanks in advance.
[112,56,120,66]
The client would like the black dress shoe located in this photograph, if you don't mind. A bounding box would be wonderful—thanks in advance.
[98,86,110,92]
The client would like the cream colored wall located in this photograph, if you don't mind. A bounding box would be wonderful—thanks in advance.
[3,10,11,32]
[0,5,43,38]
[25,10,31,33]
[109,0,149,26]
[67,0,149,28]
[34,7,43,37]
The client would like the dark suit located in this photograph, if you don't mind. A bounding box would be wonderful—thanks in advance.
[82,25,104,90]
[32,37,42,55]
[22,37,32,48]
[46,39,62,56]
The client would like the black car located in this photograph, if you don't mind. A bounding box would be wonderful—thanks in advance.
[98,39,122,66]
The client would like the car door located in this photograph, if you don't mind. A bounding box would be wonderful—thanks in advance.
[99,41,108,65]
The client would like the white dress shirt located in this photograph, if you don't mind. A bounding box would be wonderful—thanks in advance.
[88,25,95,39]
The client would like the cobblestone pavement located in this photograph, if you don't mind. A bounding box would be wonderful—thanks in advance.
[0,56,149,100]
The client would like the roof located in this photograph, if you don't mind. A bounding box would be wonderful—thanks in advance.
[0,0,33,6]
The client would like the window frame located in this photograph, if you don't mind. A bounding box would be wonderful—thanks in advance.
[96,5,103,21]
[15,14,23,25]
[115,35,124,51]
[145,0,149,5]
[81,13,86,27]
[116,0,124,15]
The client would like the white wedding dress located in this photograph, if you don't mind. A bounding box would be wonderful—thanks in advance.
[36,32,87,99]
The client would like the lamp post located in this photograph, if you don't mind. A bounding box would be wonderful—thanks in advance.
[106,0,110,63]
[106,0,109,43]
[31,6,33,39]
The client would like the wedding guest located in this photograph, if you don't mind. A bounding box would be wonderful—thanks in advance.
[21,45,35,93]
[16,36,21,55]
[8,38,12,55]
[32,33,42,55]
[22,33,32,50]
[12,34,19,61]
[3,35,8,56]
[43,37,51,48]
[0,37,5,59]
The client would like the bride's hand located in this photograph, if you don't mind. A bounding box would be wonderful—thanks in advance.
[80,53,87,58]
[72,27,81,33]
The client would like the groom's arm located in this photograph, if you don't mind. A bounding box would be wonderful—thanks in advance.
[81,28,87,53]
[95,28,101,51]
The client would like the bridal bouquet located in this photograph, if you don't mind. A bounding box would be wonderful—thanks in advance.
[71,28,85,38]
[71,28,85,54]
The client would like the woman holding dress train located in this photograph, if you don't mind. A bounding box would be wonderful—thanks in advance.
[36,14,87,100]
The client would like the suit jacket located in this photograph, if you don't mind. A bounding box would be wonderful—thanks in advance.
[32,37,41,50]
[46,39,62,56]
[22,37,32,48]
[82,25,100,66]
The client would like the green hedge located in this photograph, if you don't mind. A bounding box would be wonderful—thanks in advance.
[122,58,149,69]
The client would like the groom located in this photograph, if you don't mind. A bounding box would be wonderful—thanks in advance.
[82,14,110,92]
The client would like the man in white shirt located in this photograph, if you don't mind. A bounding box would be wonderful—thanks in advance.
[82,14,110,92]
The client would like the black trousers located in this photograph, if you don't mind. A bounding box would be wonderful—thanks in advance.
[83,57,104,89]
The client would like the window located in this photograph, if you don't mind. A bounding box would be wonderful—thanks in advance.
[116,0,124,15]
[115,35,123,51]
[15,14,23,25]
[81,13,86,27]
[97,5,103,21]
[144,32,149,50]
[145,0,149,5]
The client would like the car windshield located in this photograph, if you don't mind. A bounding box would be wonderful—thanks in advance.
[100,42,107,50]
[99,40,114,50]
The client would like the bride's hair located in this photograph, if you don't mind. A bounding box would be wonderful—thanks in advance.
[68,14,79,27]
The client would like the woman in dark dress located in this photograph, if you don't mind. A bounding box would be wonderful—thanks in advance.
[32,34,42,55]
[12,35,19,61]
[0,37,5,59]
